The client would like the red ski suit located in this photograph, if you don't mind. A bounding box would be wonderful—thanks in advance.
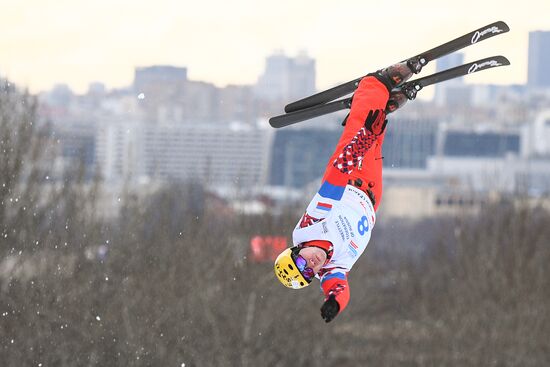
[296,75,389,315]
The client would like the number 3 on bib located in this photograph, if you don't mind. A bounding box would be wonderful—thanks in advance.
[357,216,369,236]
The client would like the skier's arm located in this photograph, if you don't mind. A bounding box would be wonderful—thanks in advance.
[320,270,350,322]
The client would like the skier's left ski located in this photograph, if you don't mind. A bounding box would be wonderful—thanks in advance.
[269,55,509,128]
[399,55,510,100]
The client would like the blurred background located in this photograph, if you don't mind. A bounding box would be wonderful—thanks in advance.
[1,1,549,366]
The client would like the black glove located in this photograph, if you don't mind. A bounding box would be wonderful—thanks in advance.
[320,294,340,323]
[363,109,387,136]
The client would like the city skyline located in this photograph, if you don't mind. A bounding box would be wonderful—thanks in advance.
[1,0,549,94]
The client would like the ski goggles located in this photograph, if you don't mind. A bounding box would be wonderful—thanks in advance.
[292,253,315,282]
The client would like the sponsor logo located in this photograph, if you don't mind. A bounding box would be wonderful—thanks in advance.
[347,185,368,201]
[322,222,328,233]
[471,26,504,44]
[335,219,346,241]
[468,59,502,74]
[338,215,352,240]
[347,186,374,211]
[343,216,355,238]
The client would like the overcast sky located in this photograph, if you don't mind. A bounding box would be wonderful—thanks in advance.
[1,0,549,94]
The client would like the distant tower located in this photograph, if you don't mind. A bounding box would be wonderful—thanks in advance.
[434,53,464,106]
[527,31,550,90]
[256,50,316,103]
[255,51,291,102]
[289,50,316,101]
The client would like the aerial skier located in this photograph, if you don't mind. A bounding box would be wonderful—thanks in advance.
[273,62,413,322]
[272,21,510,323]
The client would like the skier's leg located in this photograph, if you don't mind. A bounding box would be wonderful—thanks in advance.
[324,76,389,161]
[317,62,412,211]
[349,132,386,211]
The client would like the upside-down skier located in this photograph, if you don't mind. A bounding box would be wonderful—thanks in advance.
[272,21,510,323]
[273,62,414,323]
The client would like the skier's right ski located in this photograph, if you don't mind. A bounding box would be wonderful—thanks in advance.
[284,20,509,114]
[269,55,509,128]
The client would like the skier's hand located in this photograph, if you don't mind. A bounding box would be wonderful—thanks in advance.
[364,109,387,135]
[320,294,340,323]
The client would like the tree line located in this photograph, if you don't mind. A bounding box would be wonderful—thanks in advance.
[0,81,548,366]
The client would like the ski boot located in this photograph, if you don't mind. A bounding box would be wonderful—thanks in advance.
[380,63,415,113]
[380,61,414,88]
[370,61,414,93]
[385,90,408,113]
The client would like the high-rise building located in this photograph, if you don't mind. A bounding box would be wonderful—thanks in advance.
[528,31,550,90]
[435,52,465,74]
[434,53,466,106]
[256,51,316,103]
[289,51,316,102]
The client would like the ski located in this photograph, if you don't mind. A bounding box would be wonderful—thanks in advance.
[269,98,351,128]
[284,20,509,114]
[400,55,510,100]
[269,55,510,128]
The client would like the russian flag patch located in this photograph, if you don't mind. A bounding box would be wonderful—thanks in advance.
[316,202,332,211]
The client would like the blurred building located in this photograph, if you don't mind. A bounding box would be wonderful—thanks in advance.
[95,119,140,181]
[43,84,75,109]
[31,47,550,222]
[528,30,550,90]
[255,50,316,104]
[133,65,188,93]
[268,128,340,188]
[441,131,520,157]
[380,113,550,220]
[219,84,256,124]
[383,117,438,168]
[434,53,465,106]
[132,65,258,124]
[43,116,98,181]
[522,109,550,157]
[96,121,272,189]
[182,80,224,123]
[133,65,188,121]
